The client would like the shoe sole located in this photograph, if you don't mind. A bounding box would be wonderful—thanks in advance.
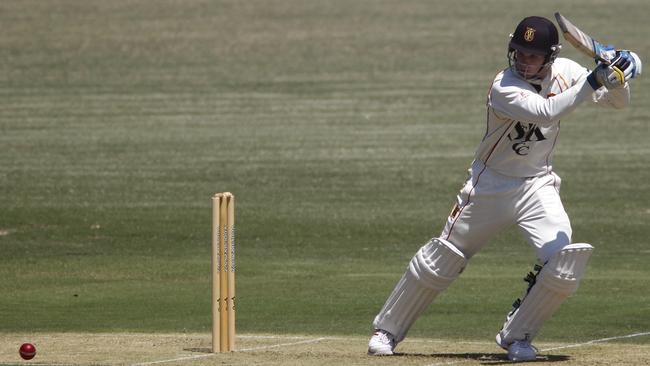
[367,348,394,356]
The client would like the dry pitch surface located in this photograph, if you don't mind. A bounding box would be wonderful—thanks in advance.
[0,333,649,366]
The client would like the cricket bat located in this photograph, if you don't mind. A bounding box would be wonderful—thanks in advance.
[554,12,612,64]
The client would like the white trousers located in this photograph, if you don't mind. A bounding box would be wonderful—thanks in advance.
[441,160,572,263]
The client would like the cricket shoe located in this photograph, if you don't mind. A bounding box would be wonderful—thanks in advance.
[367,329,396,356]
[506,340,537,362]
[495,332,537,362]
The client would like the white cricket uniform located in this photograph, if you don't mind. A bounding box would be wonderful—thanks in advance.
[441,57,630,262]
[371,57,633,347]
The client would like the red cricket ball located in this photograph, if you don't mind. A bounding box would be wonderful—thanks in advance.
[19,343,36,360]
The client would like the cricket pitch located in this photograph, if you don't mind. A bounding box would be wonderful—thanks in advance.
[0,333,648,365]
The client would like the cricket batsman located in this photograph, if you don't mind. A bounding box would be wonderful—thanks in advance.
[368,15,642,361]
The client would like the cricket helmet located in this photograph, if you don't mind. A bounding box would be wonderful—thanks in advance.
[508,16,562,83]
[509,16,559,56]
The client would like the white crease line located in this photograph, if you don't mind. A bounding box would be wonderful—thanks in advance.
[130,331,650,366]
[424,361,467,366]
[130,337,329,366]
[541,331,650,351]
[238,337,330,352]
[131,353,215,366]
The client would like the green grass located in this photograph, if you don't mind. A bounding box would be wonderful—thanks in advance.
[0,0,649,346]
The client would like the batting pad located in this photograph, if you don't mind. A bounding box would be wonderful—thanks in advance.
[499,243,593,344]
[374,238,467,343]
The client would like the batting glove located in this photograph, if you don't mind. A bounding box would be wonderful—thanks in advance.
[612,50,642,80]
[587,50,641,90]
[588,63,626,90]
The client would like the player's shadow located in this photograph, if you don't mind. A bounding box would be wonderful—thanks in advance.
[393,352,570,364]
